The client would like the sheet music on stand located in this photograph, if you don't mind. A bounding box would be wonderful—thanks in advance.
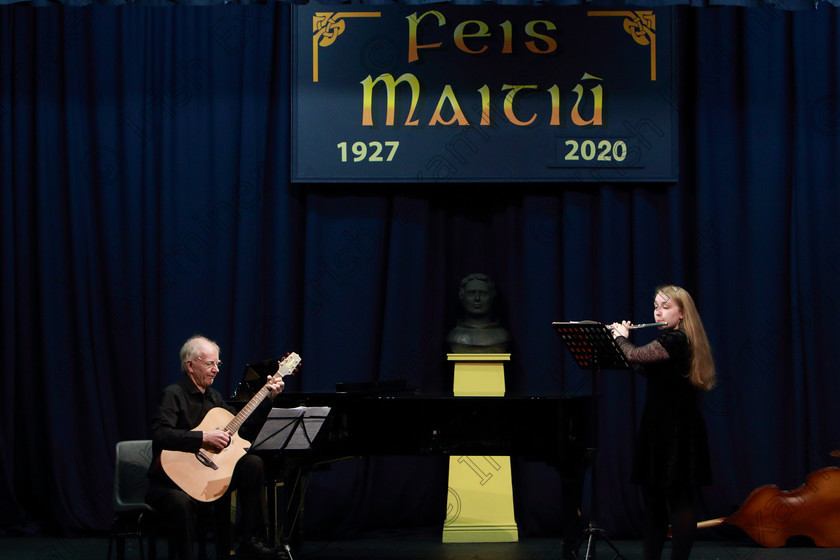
[552,321,631,371]
[250,406,331,452]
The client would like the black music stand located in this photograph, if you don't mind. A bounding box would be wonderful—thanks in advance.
[251,406,331,453]
[250,406,331,560]
[553,321,630,560]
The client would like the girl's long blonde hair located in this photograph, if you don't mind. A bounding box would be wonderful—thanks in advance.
[657,285,717,391]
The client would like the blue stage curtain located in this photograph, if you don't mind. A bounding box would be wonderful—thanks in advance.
[2,2,840,542]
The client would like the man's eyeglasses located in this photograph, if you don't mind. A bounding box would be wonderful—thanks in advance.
[195,357,222,369]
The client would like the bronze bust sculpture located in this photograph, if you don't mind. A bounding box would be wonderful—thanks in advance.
[447,273,510,353]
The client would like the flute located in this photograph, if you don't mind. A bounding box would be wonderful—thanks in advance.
[608,321,667,330]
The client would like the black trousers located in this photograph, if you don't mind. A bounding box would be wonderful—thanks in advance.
[146,454,269,560]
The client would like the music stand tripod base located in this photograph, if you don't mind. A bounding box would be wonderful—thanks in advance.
[578,521,629,560]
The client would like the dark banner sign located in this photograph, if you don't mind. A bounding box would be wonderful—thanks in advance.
[291,5,677,183]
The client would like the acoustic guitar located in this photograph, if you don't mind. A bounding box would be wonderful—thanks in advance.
[160,353,301,502]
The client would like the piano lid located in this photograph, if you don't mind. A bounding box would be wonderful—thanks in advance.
[335,379,413,394]
[231,357,416,401]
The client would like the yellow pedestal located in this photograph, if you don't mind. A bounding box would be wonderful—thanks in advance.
[443,354,518,543]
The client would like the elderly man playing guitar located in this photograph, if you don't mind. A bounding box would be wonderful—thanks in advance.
[146,335,293,560]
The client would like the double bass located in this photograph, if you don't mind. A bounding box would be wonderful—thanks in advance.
[696,466,840,547]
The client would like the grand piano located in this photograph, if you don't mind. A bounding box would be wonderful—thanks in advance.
[231,374,594,552]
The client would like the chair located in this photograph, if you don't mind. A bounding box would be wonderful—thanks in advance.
[108,439,157,560]
[107,439,233,560]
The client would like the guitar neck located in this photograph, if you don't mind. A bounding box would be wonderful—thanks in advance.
[226,385,272,434]
[226,353,299,434]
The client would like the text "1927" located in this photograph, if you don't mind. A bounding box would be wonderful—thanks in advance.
[337,141,400,162]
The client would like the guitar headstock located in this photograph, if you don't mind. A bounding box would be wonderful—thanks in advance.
[274,352,301,379]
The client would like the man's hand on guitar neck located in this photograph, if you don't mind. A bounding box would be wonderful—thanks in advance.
[265,375,285,400]
[197,375,283,454]
[201,430,232,453]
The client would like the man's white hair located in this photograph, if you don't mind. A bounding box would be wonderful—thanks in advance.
[179,335,219,372]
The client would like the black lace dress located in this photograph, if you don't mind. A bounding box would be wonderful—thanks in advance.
[616,329,712,487]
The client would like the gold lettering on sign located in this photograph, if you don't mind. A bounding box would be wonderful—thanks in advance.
[571,73,604,126]
[588,11,657,81]
[312,12,381,82]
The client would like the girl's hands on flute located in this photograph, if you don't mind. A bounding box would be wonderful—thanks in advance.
[609,320,630,339]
